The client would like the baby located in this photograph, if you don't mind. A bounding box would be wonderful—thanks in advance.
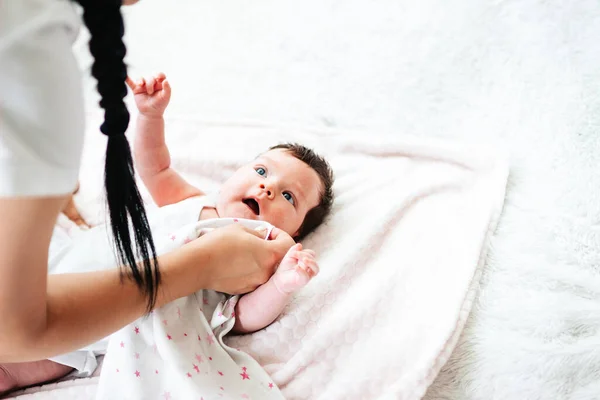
[127,72,334,333]
[0,74,334,395]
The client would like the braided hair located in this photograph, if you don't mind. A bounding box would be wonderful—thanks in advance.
[74,0,159,312]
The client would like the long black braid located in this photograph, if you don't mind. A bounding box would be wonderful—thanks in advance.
[74,0,160,312]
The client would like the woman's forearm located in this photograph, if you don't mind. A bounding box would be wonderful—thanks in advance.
[0,195,210,362]
[0,249,208,363]
[0,196,286,362]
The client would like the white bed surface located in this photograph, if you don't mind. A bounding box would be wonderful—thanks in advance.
[7,0,599,398]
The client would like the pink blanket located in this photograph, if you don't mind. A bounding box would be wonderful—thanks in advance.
[9,116,507,400]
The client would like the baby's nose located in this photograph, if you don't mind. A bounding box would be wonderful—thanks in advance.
[259,183,273,198]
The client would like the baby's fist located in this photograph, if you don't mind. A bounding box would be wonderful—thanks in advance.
[272,243,319,294]
[126,72,171,117]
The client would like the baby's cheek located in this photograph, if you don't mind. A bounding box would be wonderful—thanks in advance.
[268,206,301,235]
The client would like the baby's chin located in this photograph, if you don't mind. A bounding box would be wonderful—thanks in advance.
[215,199,259,221]
[215,198,299,237]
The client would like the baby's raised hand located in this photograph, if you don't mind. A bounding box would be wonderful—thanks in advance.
[125,72,171,117]
[272,243,320,294]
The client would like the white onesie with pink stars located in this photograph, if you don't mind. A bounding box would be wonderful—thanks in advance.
[47,195,284,399]
[96,214,284,400]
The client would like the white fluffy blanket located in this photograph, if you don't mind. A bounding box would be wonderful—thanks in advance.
[73,115,507,399]
[9,0,597,399]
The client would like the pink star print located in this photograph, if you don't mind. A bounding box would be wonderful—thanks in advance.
[134,326,140,334]
[193,364,200,373]
[134,352,140,359]
[156,370,159,374]
[120,341,124,348]
[218,311,223,317]
[220,387,224,391]
[206,334,214,345]
[209,357,213,361]
[240,371,250,380]
[163,392,171,400]
[183,237,192,244]
[233,218,239,222]
[195,353,203,363]
[187,372,192,378]
[218,371,224,376]
[231,311,235,318]
[116,369,119,373]
[242,367,247,372]
[268,383,274,389]
[203,298,209,305]
[135,370,141,378]
[167,334,172,340]
[184,333,188,337]
[170,234,176,241]
[162,319,168,326]
[197,334,202,341]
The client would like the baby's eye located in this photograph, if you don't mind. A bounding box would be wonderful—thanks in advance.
[255,167,267,176]
[283,192,295,205]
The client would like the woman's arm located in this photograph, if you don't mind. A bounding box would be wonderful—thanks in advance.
[0,197,293,363]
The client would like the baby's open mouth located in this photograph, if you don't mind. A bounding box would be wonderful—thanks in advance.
[242,198,260,215]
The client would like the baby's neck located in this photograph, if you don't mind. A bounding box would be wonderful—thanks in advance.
[199,206,219,221]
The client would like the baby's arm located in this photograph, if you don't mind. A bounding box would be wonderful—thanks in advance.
[232,279,292,334]
[232,244,318,334]
[127,74,203,207]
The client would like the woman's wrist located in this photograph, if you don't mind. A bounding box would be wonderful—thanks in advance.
[154,244,212,307]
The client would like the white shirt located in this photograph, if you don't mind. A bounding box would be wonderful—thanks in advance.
[0,0,84,197]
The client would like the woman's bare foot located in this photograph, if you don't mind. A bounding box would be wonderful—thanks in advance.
[0,360,73,395]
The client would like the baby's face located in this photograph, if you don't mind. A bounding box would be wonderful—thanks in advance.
[216,149,322,237]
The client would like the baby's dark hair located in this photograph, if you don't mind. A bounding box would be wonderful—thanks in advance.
[75,0,159,312]
[268,143,335,240]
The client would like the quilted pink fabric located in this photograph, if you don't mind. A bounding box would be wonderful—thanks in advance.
[10,118,506,400]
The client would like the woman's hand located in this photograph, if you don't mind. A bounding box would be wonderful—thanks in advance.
[61,196,90,229]
[161,224,295,296]
[60,183,90,229]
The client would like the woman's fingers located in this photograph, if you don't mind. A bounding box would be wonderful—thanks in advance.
[245,224,270,239]
[268,227,295,247]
